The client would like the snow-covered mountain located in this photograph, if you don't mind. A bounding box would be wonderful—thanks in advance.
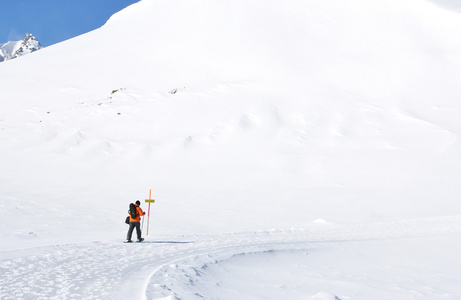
[0,33,43,62]
[1,0,461,299]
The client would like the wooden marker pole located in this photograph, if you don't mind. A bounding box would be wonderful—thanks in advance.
[145,189,155,236]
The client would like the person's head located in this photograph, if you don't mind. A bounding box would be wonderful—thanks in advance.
[135,200,141,205]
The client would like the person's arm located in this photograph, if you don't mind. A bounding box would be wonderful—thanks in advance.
[137,206,146,216]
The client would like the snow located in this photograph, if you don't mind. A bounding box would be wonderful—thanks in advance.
[0,41,21,61]
[1,0,461,299]
[0,34,42,62]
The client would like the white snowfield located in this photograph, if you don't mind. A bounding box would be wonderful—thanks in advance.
[1,217,460,299]
[1,0,461,299]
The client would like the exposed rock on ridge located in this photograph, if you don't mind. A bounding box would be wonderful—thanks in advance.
[0,33,43,62]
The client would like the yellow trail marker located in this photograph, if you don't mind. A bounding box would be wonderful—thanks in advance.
[145,189,155,236]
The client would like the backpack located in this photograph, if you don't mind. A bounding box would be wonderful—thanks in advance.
[129,203,137,219]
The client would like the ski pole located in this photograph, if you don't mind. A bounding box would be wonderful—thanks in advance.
[141,215,145,231]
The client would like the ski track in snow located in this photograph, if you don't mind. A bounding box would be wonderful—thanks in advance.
[0,216,460,300]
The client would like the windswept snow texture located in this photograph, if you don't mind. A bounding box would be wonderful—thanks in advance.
[1,219,460,299]
[1,0,461,299]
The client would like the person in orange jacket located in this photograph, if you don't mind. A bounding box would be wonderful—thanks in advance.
[126,200,146,242]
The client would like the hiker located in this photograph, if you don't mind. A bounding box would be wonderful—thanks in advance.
[126,200,146,242]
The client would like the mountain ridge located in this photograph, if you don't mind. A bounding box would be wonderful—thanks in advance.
[0,33,43,62]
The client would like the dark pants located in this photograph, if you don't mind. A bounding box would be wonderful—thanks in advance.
[127,222,142,241]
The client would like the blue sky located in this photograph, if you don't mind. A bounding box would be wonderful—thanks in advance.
[0,0,140,46]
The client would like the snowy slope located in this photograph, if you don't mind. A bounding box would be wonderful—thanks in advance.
[1,0,461,299]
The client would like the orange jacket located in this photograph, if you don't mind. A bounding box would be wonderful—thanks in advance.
[128,204,145,222]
